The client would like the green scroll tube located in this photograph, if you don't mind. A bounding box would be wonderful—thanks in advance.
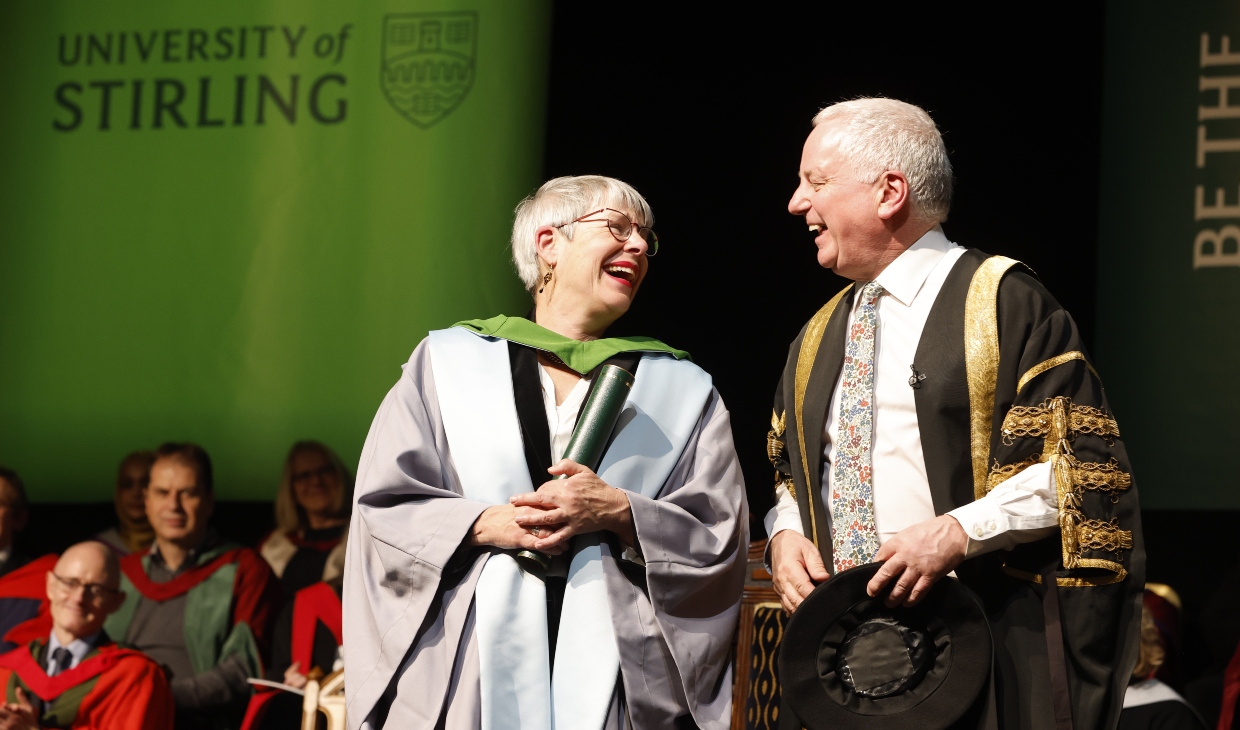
[515,364,635,572]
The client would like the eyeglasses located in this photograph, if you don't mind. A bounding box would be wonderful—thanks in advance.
[291,464,336,486]
[51,572,118,601]
[553,208,659,256]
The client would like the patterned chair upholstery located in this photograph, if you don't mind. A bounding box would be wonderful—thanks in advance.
[731,539,789,730]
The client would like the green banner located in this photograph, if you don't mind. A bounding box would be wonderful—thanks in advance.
[1098,1,1240,508]
[0,1,549,501]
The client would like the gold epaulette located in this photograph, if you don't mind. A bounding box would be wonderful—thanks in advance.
[767,410,794,501]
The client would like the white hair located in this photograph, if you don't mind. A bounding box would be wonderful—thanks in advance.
[813,97,953,223]
[511,176,654,293]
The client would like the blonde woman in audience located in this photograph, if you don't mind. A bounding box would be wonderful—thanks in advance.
[258,441,352,600]
[1120,587,1207,730]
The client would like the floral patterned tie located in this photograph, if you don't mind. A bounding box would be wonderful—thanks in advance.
[830,281,884,574]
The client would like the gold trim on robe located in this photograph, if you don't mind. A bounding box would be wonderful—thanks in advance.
[793,285,852,548]
[964,256,1020,500]
[1016,350,1100,394]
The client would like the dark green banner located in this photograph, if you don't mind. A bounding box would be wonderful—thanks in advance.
[1098,1,1240,508]
[0,1,550,501]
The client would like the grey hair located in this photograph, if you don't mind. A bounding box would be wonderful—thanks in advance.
[813,98,953,223]
[511,176,654,293]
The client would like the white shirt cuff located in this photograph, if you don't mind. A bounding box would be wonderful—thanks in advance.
[763,482,805,569]
[947,460,1060,557]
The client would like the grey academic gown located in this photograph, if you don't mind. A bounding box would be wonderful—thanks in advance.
[342,338,748,730]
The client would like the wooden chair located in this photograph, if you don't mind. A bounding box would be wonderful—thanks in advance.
[301,669,346,730]
[731,539,789,730]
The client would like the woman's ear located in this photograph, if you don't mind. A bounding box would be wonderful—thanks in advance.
[533,226,558,268]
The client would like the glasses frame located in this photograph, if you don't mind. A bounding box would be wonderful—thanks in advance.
[51,572,119,602]
[291,463,337,486]
[552,208,659,257]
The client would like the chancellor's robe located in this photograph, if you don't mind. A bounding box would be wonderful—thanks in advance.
[769,250,1144,730]
[0,637,175,729]
[343,334,748,730]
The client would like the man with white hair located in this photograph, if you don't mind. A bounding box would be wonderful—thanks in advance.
[0,541,173,729]
[765,98,1144,729]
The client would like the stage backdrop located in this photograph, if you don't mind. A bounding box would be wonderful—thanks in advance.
[1098,0,1240,508]
[0,0,550,501]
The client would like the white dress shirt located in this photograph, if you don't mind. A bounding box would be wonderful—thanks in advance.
[537,365,592,465]
[764,228,1059,557]
[45,630,101,675]
[537,363,644,567]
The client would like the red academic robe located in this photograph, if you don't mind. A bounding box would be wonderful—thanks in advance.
[117,543,280,663]
[240,581,343,730]
[0,639,174,729]
[0,555,59,651]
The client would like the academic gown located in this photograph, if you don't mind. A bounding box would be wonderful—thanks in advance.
[0,637,175,729]
[259,527,348,601]
[343,335,748,730]
[245,579,344,730]
[769,249,1145,730]
[104,541,280,729]
[0,555,58,654]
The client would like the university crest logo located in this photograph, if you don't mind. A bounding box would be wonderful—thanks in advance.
[380,12,477,128]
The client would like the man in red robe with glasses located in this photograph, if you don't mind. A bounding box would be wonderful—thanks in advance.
[103,442,280,730]
[0,541,174,729]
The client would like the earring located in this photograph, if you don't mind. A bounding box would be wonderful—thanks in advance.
[538,269,553,294]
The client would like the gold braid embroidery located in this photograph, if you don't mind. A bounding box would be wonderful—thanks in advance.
[1070,405,1121,440]
[995,396,1133,583]
[1071,459,1132,502]
[1001,398,1120,445]
[987,453,1041,493]
[767,410,794,501]
[1075,518,1134,554]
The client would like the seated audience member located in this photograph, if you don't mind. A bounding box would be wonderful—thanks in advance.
[95,451,157,556]
[258,442,351,600]
[0,541,174,729]
[242,576,343,730]
[0,468,31,578]
[103,442,279,730]
[1121,592,1207,730]
[1144,583,1185,690]
[0,470,47,655]
[0,556,59,656]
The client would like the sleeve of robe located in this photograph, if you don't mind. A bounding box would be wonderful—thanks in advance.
[74,654,176,730]
[233,548,281,665]
[986,270,1145,730]
[342,339,490,729]
[606,387,749,730]
[265,601,295,681]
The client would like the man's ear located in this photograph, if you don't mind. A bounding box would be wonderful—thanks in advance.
[533,226,558,269]
[875,170,912,220]
[44,571,55,602]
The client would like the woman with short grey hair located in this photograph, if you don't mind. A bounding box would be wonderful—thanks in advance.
[344,175,748,729]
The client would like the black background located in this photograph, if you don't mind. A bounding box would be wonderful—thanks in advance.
[542,2,1106,526]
